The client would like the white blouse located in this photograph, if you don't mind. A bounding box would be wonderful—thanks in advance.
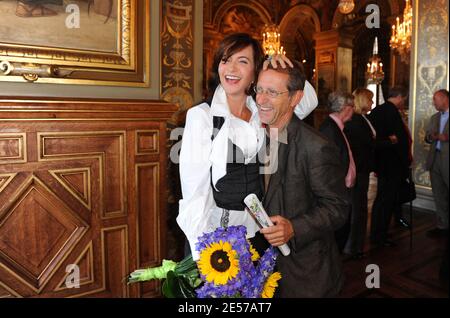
[177,81,318,260]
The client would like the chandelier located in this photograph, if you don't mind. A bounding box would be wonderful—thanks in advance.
[390,0,412,62]
[338,0,355,15]
[366,37,385,85]
[262,24,285,56]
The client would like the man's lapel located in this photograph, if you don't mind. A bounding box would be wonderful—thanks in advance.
[263,139,288,207]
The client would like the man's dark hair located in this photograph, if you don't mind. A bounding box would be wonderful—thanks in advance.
[388,86,408,99]
[208,33,265,99]
[265,59,306,95]
[435,89,449,99]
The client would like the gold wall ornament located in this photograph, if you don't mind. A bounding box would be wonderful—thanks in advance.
[390,0,412,63]
[0,0,150,87]
[161,0,195,113]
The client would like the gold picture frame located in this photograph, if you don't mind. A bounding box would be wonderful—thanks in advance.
[0,0,149,87]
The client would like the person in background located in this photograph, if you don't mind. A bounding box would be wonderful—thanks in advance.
[368,86,410,247]
[342,88,376,259]
[257,60,349,297]
[319,91,356,253]
[425,89,449,238]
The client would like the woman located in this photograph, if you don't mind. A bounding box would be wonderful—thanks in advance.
[319,91,356,253]
[343,87,376,259]
[177,33,317,260]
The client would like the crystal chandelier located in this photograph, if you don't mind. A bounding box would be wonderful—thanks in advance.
[390,0,412,62]
[262,24,285,56]
[366,37,385,85]
[338,0,355,15]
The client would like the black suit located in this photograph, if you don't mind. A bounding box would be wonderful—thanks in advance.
[264,116,349,297]
[319,116,351,252]
[368,101,410,244]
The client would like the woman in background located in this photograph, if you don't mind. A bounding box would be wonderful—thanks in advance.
[343,88,376,259]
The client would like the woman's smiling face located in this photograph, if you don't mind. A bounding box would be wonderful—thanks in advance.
[218,45,255,97]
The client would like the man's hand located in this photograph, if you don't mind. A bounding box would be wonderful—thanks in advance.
[388,134,398,144]
[260,215,294,246]
[437,133,449,142]
[262,54,294,70]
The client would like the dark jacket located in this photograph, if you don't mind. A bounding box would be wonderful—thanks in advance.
[263,116,350,298]
[319,116,350,172]
[344,114,376,174]
[368,101,410,178]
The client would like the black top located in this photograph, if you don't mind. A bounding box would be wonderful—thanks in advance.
[210,114,263,211]
[344,113,376,174]
[212,139,263,211]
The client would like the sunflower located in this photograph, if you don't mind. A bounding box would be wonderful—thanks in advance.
[197,240,239,285]
[248,242,260,261]
[261,272,282,298]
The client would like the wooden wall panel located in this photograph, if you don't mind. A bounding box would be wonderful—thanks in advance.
[0,98,177,298]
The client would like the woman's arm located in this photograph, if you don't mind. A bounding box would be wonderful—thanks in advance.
[177,105,216,260]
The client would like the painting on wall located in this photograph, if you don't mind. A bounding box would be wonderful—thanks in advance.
[0,0,150,87]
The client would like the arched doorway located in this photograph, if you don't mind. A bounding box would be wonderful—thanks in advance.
[279,5,321,83]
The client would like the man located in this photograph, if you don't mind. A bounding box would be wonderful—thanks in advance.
[319,91,356,253]
[256,61,349,297]
[393,94,414,229]
[368,86,410,247]
[425,89,449,238]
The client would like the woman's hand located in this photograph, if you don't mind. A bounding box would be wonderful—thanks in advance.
[263,54,294,70]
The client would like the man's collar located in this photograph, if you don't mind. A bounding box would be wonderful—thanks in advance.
[266,125,288,144]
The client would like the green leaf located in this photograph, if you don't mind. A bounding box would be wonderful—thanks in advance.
[161,271,197,298]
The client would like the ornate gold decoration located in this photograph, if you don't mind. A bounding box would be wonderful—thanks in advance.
[0,0,150,86]
[262,24,285,56]
[390,0,412,63]
[161,1,195,112]
[338,0,355,15]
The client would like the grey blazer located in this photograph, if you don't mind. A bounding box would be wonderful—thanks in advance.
[425,112,449,170]
[263,116,350,298]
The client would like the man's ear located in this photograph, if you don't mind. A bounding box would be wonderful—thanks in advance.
[290,90,304,109]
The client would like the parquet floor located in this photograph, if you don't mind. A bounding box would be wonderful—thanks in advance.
[339,207,449,298]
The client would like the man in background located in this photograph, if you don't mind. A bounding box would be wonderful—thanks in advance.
[425,89,449,238]
[369,86,410,247]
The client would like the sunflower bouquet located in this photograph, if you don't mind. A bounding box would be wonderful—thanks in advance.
[127,225,282,298]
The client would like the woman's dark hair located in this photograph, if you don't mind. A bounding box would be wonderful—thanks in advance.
[207,33,265,101]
